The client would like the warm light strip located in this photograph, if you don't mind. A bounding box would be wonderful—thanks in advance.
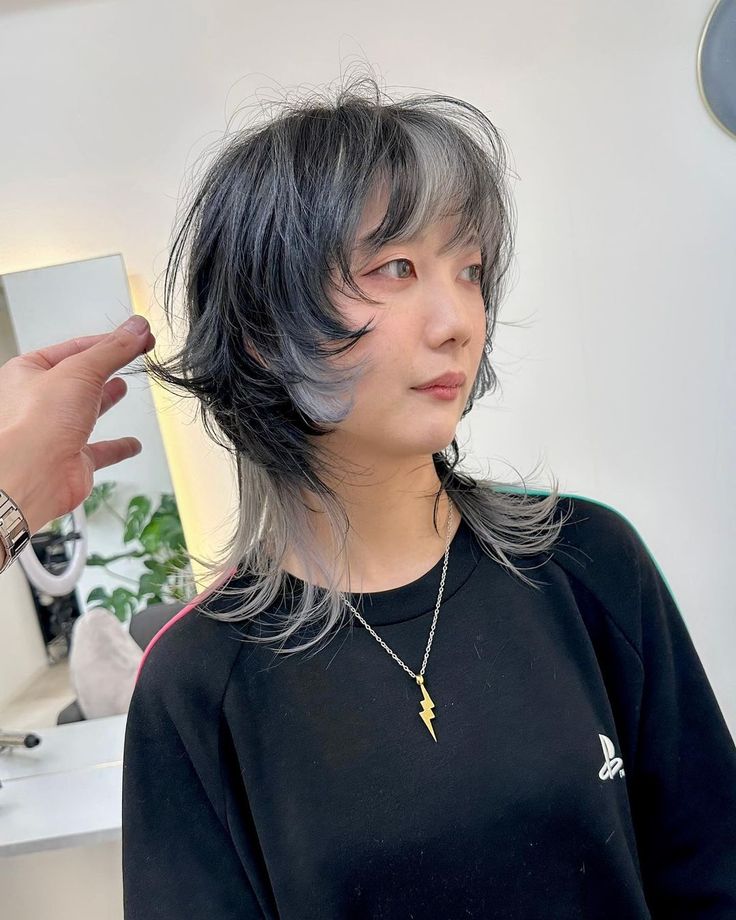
[126,274,219,594]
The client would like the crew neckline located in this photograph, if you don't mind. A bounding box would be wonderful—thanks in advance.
[277,515,484,627]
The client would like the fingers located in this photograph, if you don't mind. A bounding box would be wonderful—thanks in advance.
[30,318,155,375]
[32,331,119,369]
[85,436,143,471]
[99,376,128,418]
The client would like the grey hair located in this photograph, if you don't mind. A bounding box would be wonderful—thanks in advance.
[129,66,573,659]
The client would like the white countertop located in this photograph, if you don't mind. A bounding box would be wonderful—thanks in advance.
[0,713,127,857]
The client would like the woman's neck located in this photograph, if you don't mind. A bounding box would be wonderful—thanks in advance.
[280,475,460,593]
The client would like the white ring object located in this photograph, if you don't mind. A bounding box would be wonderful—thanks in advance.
[18,505,88,597]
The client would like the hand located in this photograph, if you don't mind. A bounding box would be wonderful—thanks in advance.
[0,315,156,538]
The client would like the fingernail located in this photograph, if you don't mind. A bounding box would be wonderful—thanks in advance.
[122,314,149,335]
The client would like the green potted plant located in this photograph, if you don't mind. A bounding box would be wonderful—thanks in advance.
[47,481,195,624]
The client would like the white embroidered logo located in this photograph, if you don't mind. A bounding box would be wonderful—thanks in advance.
[598,733,625,780]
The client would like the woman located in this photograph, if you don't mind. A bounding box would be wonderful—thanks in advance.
[115,73,736,920]
[118,72,736,918]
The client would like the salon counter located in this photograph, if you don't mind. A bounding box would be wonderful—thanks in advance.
[0,713,127,920]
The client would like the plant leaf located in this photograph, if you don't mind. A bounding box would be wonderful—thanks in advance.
[123,495,152,543]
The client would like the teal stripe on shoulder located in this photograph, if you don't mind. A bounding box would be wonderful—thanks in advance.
[493,486,677,601]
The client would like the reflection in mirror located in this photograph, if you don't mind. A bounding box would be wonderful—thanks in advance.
[0,253,193,732]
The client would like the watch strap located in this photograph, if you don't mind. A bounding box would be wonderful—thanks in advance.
[0,488,31,575]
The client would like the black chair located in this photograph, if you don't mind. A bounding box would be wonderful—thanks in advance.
[56,601,186,724]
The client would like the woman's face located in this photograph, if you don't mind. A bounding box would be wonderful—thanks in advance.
[324,192,488,467]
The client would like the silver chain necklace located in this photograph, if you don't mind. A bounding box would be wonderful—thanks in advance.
[340,500,454,743]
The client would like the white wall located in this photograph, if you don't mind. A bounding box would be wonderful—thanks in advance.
[0,1,732,915]
[0,840,122,920]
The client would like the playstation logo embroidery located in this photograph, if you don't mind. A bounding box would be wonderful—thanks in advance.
[598,733,625,780]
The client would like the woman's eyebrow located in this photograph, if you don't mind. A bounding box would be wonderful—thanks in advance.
[353,234,481,258]
[438,237,482,256]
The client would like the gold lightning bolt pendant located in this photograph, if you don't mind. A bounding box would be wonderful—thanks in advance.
[416,675,437,742]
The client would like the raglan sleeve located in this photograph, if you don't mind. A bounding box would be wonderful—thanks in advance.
[121,646,263,919]
[627,530,736,917]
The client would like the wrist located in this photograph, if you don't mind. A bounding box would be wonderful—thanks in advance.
[0,426,46,536]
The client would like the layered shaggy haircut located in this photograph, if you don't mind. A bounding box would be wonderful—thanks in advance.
[133,68,572,659]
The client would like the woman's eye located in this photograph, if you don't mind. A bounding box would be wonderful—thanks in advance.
[372,259,483,284]
[462,264,483,285]
[373,258,414,279]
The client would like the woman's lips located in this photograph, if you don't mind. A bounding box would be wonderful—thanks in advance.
[412,384,462,400]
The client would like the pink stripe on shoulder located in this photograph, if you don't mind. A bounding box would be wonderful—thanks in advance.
[134,565,239,686]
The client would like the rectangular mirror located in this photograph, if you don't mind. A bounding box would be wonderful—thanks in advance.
[0,253,193,731]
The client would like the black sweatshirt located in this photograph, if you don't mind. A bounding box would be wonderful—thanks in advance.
[121,494,736,919]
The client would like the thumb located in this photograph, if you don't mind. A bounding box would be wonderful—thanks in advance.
[76,314,153,384]
[120,314,151,338]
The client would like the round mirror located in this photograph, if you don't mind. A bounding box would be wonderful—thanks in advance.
[697,0,736,138]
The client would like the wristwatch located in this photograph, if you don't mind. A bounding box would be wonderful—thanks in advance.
[0,488,31,576]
